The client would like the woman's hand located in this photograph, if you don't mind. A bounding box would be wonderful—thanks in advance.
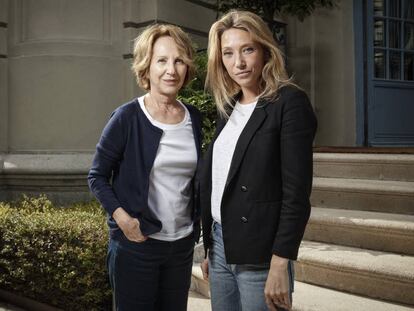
[112,207,147,242]
[200,258,209,280]
[264,255,291,311]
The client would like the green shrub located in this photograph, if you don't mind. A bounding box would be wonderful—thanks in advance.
[0,195,112,311]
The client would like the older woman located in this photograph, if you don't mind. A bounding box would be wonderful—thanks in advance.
[88,24,202,311]
[200,10,317,311]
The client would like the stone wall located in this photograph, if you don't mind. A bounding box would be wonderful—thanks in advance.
[286,1,356,146]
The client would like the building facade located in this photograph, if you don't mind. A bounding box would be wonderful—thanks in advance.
[0,0,413,203]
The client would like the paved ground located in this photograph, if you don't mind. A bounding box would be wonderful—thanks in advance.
[1,291,211,311]
[187,290,211,311]
[0,302,25,311]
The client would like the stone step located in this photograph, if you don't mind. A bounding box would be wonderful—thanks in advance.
[190,264,210,298]
[292,282,414,311]
[193,242,205,264]
[311,177,414,215]
[187,291,211,311]
[313,153,414,182]
[305,207,414,255]
[296,241,414,305]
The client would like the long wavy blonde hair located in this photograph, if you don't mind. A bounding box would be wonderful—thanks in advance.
[206,10,294,116]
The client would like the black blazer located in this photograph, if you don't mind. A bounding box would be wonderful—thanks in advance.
[200,86,317,264]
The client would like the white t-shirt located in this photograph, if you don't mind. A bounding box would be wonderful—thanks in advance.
[211,100,257,224]
[138,95,197,241]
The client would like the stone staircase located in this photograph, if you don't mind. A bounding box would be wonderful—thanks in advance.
[190,152,414,311]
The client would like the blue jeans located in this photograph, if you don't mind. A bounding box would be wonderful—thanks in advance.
[209,222,294,311]
[107,232,194,311]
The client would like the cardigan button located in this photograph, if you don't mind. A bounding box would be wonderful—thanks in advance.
[241,216,248,223]
[241,185,248,192]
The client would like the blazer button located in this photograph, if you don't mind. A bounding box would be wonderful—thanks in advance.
[241,185,248,192]
[241,216,248,223]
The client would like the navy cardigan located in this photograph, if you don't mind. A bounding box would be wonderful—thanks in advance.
[88,98,202,240]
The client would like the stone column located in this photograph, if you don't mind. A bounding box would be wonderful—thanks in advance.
[0,0,8,153]
[0,0,9,200]
[3,0,124,203]
[286,2,356,146]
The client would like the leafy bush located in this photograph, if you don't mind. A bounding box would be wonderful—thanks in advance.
[179,50,216,150]
[0,195,112,310]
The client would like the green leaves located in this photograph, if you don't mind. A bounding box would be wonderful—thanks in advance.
[0,196,112,310]
[218,0,336,22]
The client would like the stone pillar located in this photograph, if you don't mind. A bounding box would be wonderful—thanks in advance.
[2,0,125,203]
[286,2,356,146]
[312,2,356,147]
[0,0,9,200]
[0,0,8,153]
[8,0,124,152]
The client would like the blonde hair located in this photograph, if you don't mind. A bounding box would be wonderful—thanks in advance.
[206,10,294,116]
[131,24,195,90]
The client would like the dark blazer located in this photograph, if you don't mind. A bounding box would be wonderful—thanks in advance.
[88,98,202,241]
[200,86,317,264]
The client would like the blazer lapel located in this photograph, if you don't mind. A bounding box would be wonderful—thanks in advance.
[225,102,267,188]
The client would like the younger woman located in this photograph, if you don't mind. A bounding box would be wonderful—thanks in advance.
[200,10,317,311]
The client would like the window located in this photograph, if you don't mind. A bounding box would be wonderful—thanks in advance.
[373,0,414,80]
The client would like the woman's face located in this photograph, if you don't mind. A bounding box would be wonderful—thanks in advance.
[148,36,188,97]
[221,28,265,92]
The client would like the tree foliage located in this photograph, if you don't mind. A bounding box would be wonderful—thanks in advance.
[218,0,335,25]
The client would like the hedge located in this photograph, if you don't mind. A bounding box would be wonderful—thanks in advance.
[0,195,112,310]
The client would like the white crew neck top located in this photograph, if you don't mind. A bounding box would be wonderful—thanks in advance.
[138,95,197,241]
[211,100,257,224]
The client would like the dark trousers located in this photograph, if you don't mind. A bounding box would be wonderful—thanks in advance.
[107,233,194,311]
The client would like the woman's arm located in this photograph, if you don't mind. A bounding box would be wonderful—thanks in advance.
[272,89,317,259]
[87,108,127,217]
[265,89,317,310]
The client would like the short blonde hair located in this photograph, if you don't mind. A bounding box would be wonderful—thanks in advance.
[206,10,294,116]
[131,24,195,90]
